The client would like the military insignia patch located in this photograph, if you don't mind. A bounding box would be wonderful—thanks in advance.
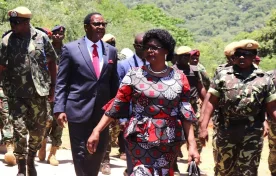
[246,43,253,48]
[10,11,17,17]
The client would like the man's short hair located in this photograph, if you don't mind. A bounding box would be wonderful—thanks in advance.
[83,12,102,24]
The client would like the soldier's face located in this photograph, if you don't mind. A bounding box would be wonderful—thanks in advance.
[234,50,255,69]
[52,30,65,42]
[190,55,199,65]
[177,54,190,66]
[9,18,29,35]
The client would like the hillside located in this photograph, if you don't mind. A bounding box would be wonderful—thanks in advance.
[121,0,276,42]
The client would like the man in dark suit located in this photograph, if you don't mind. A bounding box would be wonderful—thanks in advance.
[54,12,119,176]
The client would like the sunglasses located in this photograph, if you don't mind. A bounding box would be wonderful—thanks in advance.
[9,19,26,25]
[90,22,108,27]
[143,45,162,51]
[234,51,255,57]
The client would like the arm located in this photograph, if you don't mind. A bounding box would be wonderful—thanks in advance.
[267,101,276,120]
[197,80,207,101]
[54,46,71,127]
[199,93,219,146]
[47,58,57,102]
[87,114,114,154]
[183,121,200,165]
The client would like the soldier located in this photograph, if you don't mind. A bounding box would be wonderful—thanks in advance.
[38,25,65,166]
[199,39,276,176]
[190,49,210,90]
[173,46,207,175]
[0,85,15,166]
[0,6,57,176]
[267,69,276,176]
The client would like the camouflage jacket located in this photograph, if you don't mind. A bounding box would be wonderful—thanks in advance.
[213,63,232,78]
[0,26,57,98]
[197,63,210,90]
[209,64,276,121]
[267,70,276,87]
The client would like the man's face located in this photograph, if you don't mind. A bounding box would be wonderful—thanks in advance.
[177,54,190,66]
[85,14,106,42]
[9,18,29,35]
[190,55,199,65]
[234,49,255,69]
[133,35,144,57]
[52,30,65,43]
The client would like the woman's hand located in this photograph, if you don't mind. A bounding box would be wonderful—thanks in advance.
[263,120,269,137]
[87,130,100,154]
[188,145,200,165]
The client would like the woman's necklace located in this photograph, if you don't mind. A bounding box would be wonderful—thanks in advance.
[147,65,168,74]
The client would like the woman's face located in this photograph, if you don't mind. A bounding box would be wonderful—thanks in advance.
[143,39,168,64]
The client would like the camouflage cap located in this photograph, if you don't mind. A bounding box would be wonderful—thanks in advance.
[102,33,116,42]
[224,41,239,56]
[8,6,32,19]
[236,39,260,50]
[175,46,192,55]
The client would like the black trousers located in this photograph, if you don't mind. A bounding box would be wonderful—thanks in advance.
[68,120,109,176]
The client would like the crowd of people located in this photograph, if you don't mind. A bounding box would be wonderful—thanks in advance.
[0,5,276,176]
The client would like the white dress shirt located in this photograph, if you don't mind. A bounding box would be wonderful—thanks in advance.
[85,36,104,72]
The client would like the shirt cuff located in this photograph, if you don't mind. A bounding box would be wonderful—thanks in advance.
[208,87,220,97]
[265,93,276,103]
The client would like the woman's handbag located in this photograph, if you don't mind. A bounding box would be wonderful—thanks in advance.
[187,160,200,176]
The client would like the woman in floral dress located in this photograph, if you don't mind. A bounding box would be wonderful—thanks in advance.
[87,29,200,176]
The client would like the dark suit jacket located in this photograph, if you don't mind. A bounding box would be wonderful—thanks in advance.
[117,55,139,83]
[54,37,119,123]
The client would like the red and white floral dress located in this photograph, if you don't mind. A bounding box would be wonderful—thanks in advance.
[104,66,196,176]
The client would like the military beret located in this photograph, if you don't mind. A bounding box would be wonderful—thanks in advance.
[224,41,239,56]
[190,49,200,56]
[236,39,260,50]
[102,34,116,43]
[255,56,261,61]
[51,25,66,33]
[175,46,192,55]
[8,6,32,19]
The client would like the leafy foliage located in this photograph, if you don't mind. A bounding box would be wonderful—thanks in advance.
[121,0,276,42]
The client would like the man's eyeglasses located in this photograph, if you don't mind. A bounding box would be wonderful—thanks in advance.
[90,22,108,27]
[143,45,162,51]
[133,44,143,49]
[234,51,255,58]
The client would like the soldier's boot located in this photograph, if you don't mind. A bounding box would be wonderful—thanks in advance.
[17,159,26,176]
[47,146,59,166]
[27,154,37,176]
[37,138,47,161]
[4,142,16,166]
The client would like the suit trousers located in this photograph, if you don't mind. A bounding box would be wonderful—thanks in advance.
[68,119,109,176]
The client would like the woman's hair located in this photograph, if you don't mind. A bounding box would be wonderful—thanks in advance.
[143,29,176,61]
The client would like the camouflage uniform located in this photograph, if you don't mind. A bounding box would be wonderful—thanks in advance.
[212,63,232,163]
[209,64,276,176]
[267,69,276,175]
[0,26,57,159]
[0,86,13,143]
[198,63,210,90]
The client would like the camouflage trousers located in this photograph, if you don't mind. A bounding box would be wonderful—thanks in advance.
[268,120,276,175]
[215,124,263,176]
[102,120,120,163]
[8,95,48,159]
[212,110,219,164]
[43,102,63,147]
[0,89,13,143]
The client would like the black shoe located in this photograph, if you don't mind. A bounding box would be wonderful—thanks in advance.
[27,155,37,176]
[17,159,26,176]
